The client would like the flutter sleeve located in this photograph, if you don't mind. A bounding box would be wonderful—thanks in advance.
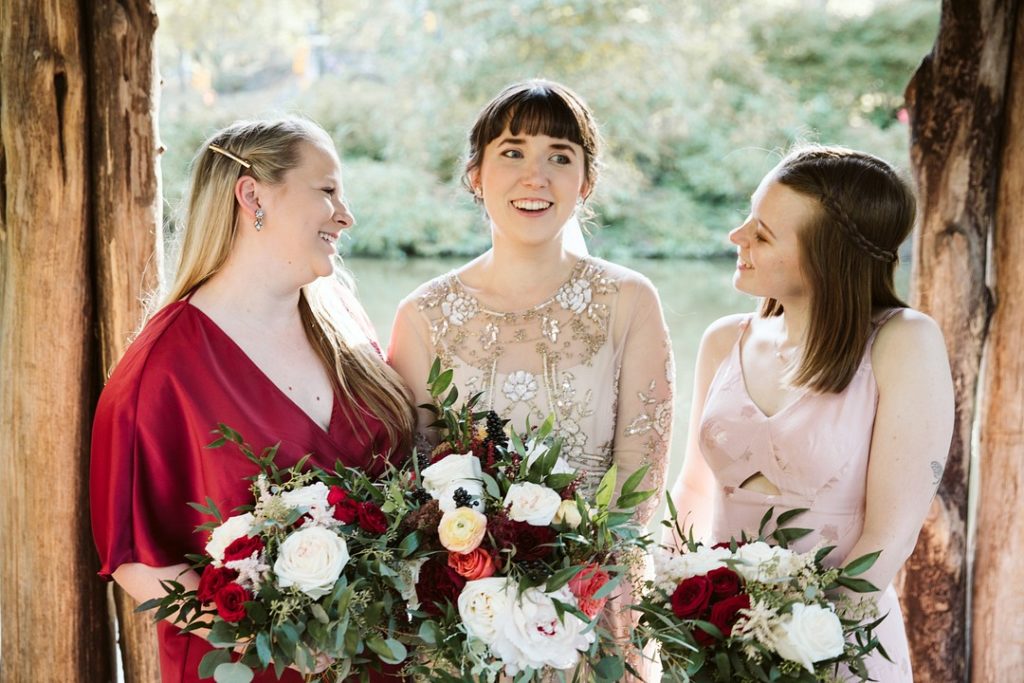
[90,317,204,579]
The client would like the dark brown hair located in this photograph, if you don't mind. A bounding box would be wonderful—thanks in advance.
[462,79,602,200]
[761,145,916,393]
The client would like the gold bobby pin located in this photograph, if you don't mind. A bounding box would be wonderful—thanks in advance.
[209,143,252,169]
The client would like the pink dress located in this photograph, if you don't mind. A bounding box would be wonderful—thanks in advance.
[698,311,913,682]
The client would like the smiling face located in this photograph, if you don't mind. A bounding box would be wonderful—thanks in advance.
[257,141,354,282]
[471,128,589,249]
[729,175,820,301]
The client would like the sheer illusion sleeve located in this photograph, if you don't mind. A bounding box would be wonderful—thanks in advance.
[611,277,674,525]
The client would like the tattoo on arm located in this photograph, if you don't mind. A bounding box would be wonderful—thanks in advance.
[931,461,944,487]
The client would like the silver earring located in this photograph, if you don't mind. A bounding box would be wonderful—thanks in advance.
[254,208,264,231]
[474,187,483,199]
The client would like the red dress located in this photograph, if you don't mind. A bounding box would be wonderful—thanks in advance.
[91,299,402,682]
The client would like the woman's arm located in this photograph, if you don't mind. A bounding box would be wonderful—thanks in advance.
[664,315,744,545]
[840,310,954,590]
[387,297,439,441]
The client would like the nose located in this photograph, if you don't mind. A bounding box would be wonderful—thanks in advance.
[335,200,355,229]
[520,158,549,189]
[729,220,751,246]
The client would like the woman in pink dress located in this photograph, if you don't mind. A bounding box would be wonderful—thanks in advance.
[91,118,414,682]
[668,146,954,681]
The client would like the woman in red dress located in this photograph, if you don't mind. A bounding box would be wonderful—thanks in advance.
[90,118,414,682]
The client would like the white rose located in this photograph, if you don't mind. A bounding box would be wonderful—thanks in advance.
[491,586,595,674]
[422,454,484,512]
[654,546,730,585]
[772,603,846,673]
[206,513,255,567]
[552,499,583,528]
[458,577,513,644]
[274,526,349,598]
[504,482,562,526]
[397,557,428,611]
[280,482,331,514]
[734,542,799,581]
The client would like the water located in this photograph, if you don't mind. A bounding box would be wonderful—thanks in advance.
[348,255,911,517]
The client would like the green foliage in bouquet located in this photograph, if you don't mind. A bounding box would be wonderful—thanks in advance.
[633,503,888,682]
[391,359,656,682]
[139,425,408,682]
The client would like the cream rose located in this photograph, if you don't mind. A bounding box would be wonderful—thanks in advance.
[503,482,562,526]
[552,499,583,529]
[438,507,488,553]
[490,586,595,674]
[458,577,513,644]
[421,454,484,512]
[772,603,846,673]
[206,513,255,566]
[397,557,428,611]
[274,526,349,598]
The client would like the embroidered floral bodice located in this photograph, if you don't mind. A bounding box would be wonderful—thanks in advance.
[389,256,674,524]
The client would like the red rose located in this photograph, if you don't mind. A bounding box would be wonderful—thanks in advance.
[357,501,388,535]
[415,555,466,616]
[706,567,742,601]
[707,593,750,640]
[568,564,611,618]
[328,486,359,524]
[488,515,555,561]
[222,535,265,563]
[671,575,713,620]
[214,582,250,622]
[196,565,238,604]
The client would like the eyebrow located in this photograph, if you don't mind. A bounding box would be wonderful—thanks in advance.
[497,137,578,155]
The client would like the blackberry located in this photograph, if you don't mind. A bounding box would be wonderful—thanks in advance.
[484,411,509,448]
[452,486,474,509]
[416,449,431,472]
[410,488,432,505]
[519,559,550,582]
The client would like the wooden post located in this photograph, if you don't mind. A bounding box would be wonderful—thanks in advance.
[972,4,1024,681]
[87,1,163,680]
[902,1,1018,680]
[0,0,112,679]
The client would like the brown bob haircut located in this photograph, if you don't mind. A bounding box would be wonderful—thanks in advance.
[761,145,917,393]
[463,79,602,200]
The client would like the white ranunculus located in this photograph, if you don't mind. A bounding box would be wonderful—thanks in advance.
[397,557,429,611]
[504,482,562,526]
[274,526,349,598]
[280,482,331,513]
[421,454,484,512]
[772,603,846,673]
[490,586,595,674]
[734,542,800,581]
[458,577,513,644]
[206,513,255,566]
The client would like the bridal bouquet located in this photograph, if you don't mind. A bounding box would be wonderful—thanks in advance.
[140,426,408,682]
[390,361,654,681]
[633,506,886,682]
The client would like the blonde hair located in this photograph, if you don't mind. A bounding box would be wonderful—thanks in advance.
[160,117,414,454]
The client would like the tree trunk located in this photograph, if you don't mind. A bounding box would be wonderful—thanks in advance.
[902,2,1017,681]
[972,4,1024,681]
[87,1,164,681]
[0,0,112,680]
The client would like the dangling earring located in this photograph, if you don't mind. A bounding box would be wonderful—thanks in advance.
[474,186,483,199]
[254,207,264,232]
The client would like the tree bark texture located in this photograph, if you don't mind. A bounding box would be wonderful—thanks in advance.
[903,2,1017,681]
[87,1,163,681]
[972,4,1024,682]
[0,1,112,680]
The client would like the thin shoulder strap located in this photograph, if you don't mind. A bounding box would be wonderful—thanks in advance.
[868,308,902,343]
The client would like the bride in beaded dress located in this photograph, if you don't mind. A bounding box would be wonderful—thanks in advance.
[388,80,673,678]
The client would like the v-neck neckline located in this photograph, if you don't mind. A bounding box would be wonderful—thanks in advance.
[184,300,340,439]
[734,317,806,420]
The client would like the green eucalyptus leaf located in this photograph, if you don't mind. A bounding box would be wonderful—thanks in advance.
[213,662,254,683]
[198,648,233,678]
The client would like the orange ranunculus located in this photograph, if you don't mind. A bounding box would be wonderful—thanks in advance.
[447,547,496,580]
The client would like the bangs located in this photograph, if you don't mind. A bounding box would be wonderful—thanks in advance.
[482,88,587,147]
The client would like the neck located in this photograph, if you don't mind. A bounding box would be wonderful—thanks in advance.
[195,246,306,330]
[483,225,578,288]
[774,296,811,347]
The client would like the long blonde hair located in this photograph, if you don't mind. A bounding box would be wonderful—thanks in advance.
[160,117,414,454]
